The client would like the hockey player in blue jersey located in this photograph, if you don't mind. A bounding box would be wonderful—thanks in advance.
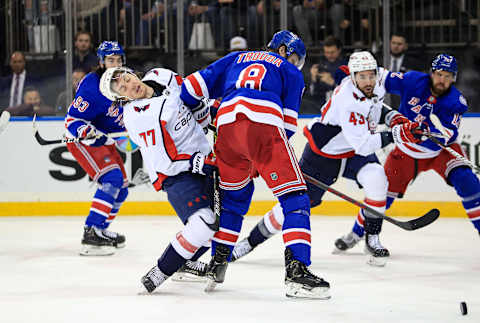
[180,30,330,299]
[65,41,129,256]
[333,53,480,249]
[229,52,420,267]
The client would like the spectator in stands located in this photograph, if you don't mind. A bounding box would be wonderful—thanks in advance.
[307,36,347,108]
[73,31,97,73]
[247,1,284,49]
[229,35,248,51]
[5,86,54,116]
[0,51,38,109]
[292,0,327,47]
[55,68,86,116]
[383,32,423,73]
[72,0,117,42]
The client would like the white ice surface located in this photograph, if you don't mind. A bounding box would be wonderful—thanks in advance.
[0,215,478,323]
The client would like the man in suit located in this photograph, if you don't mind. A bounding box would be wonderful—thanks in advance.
[385,32,423,73]
[382,32,423,108]
[0,51,37,109]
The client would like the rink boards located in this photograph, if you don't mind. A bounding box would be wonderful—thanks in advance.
[2,116,480,217]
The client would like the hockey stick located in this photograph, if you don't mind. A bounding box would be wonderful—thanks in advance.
[32,114,128,145]
[208,123,221,228]
[302,172,440,231]
[424,134,480,174]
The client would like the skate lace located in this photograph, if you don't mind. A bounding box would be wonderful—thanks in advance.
[148,266,164,285]
[367,234,384,249]
[102,229,118,239]
[233,239,251,257]
[186,260,206,272]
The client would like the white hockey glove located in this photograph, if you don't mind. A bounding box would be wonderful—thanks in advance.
[0,110,11,135]
[77,124,108,146]
[192,101,211,132]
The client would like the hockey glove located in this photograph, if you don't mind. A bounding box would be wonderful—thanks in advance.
[385,110,410,128]
[391,121,422,144]
[189,152,217,177]
[192,101,212,132]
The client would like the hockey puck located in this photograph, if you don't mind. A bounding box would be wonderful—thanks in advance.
[460,302,468,315]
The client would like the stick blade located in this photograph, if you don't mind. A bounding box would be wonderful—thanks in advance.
[399,208,440,231]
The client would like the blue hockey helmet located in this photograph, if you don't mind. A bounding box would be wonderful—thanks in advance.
[97,41,125,65]
[431,54,457,81]
[267,30,306,70]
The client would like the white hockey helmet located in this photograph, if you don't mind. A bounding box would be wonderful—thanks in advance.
[99,67,136,101]
[348,51,378,86]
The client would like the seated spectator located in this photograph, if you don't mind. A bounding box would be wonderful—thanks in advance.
[247,0,284,49]
[307,36,347,109]
[55,68,87,116]
[73,31,97,73]
[5,86,54,116]
[0,51,38,109]
[292,0,327,47]
[229,35,247,51]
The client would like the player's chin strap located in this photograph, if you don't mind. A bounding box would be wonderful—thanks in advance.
[32,114,128,146]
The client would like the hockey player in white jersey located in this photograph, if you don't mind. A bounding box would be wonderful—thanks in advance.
[100,67,218,291]
[231,52,421,266]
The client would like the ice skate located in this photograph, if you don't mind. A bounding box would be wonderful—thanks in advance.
[141,265,169,293]
[204,245,230,292]
[172,260,208,282]
[364,234,390,267]
[332,231,362,254]
[102,228,126,248]
[284,248,330,299]
[231,238,253,262]
[80,226,115,256]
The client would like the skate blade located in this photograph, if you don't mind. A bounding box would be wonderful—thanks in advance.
[79,245,115,256]
[172,272,206,283]
[115,242,126,249]
[285,282,331,300]
[204,278,218,293]
[366,254,387,267]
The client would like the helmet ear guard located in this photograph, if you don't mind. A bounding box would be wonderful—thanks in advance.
[99,67,135,102]
[267,30,306,70]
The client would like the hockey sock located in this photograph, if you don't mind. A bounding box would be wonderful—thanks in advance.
[352,209,365,237]
[191,246,209,261]
[449,167,480,232]
[157,244,186,276]
[280,192,311,266]
[248,204,284,247]
[105,187,128,228]
[212,184,254,261]
[212,209,243,261]
[86,170,123,229]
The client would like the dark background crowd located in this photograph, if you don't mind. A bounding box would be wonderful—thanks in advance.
[0,0,479,116]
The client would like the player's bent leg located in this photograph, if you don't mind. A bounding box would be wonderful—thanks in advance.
[206,182,254,292]
[449,167,480,235]
[81,169,124,256]
[280,192,330,299]
[231,203,284,262]
[142,207,216,293]
[358,163,389,266]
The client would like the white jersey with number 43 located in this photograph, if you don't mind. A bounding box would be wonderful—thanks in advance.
[123,78,211,191]
[306,68,389,158]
